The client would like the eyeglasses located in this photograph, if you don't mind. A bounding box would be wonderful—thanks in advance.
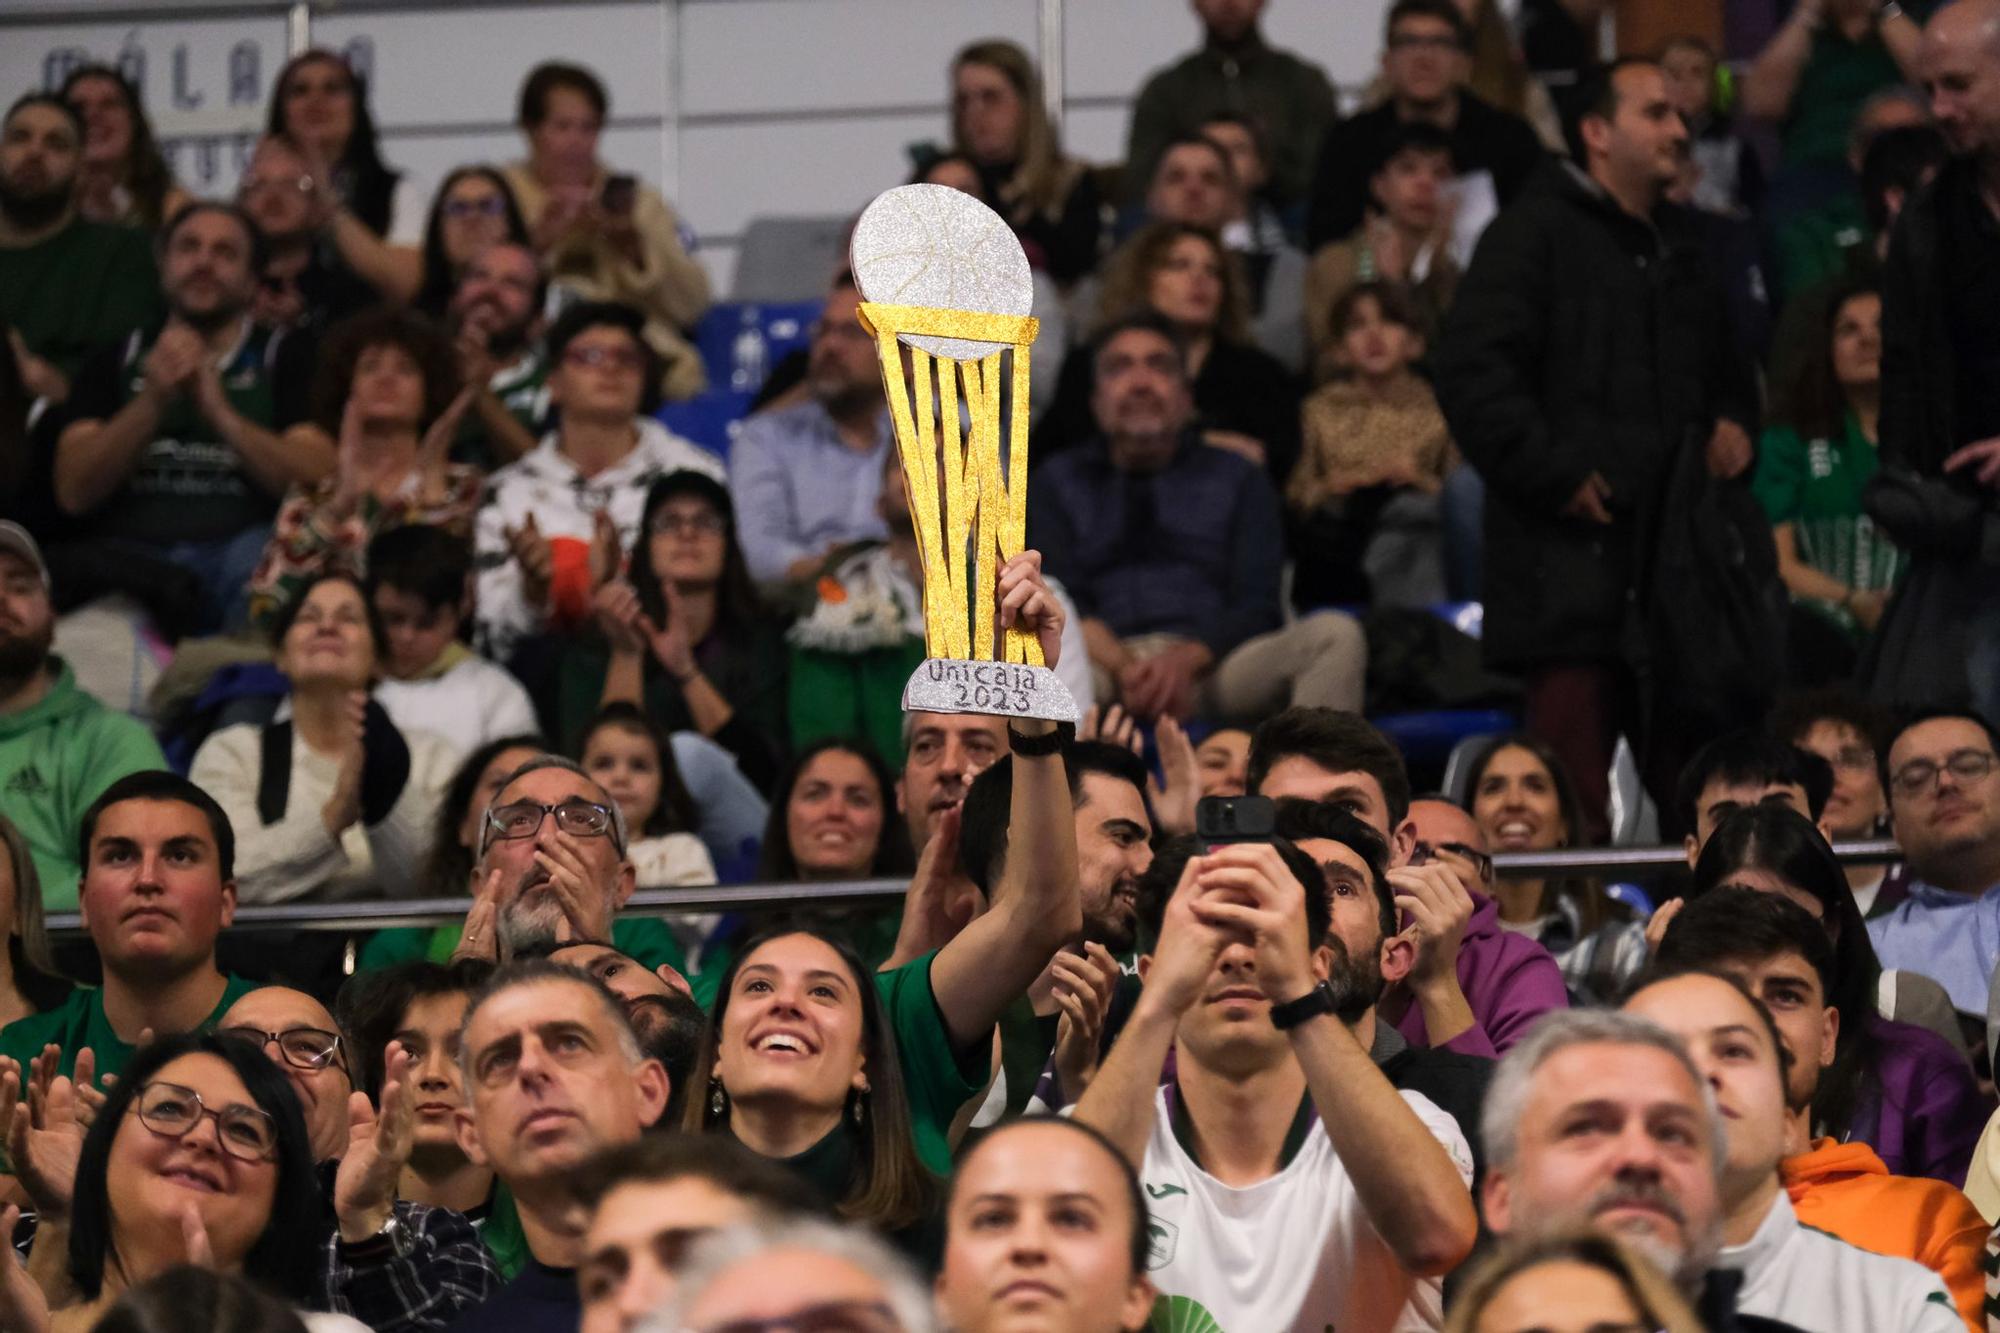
[132,1081,279,1162]
[1822,744,1876,772]
[564,344,644,371]
[443,196,508,220]
[1432,840,1496,880]
[649,510,725,536]
[684,1301,904,1333]
[221,1025,345,1072]
[486,798,616,841]
[240,173,314,197]
[1889,749,1998,799]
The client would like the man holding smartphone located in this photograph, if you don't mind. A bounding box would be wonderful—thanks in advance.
[1075,814,1477,1331]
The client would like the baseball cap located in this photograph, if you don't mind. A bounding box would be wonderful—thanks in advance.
[0,521,50,589]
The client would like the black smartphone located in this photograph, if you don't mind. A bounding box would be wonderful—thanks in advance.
[600,173,637,215]
[1195,795,1275,848]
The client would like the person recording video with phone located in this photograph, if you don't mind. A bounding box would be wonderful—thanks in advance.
[1073,799,1477,1332]
[502,60,709,401]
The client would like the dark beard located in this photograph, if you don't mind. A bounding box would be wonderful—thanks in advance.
[169,294,248,338]
[0,621,53,693]
[1082,883,1140,956]
[1323,936,1384,1023]
[0,173,72,231]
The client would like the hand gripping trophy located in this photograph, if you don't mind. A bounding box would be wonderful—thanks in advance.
[848,184,1079,723]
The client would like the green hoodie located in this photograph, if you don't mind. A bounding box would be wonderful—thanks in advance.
[0,659,165,911]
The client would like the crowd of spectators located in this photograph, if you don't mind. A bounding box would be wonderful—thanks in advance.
[5,0,2000,1328]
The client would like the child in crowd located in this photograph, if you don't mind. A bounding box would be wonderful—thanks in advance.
[1286,281,1456,610]
[367,524,541,753]
[577,701,715,891]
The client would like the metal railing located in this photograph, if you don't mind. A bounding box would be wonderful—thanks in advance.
[39,841,1904,936]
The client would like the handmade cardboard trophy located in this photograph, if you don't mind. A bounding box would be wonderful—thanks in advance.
[849,184,1080,722]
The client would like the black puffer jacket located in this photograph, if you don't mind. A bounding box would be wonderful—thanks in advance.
[1435,161,1756,671]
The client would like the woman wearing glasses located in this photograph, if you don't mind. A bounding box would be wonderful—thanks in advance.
[191,573,459,906]
[247,308,481,629]
[35,1033,333,1331]
[1462,733,1648,1004]
[558,468,787,794]
[473,303,727,672]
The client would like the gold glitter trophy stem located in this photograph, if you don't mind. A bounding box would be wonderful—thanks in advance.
[857,301,1078,722]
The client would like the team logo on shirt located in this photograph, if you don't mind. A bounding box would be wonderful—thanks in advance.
[1143,1216,1178,1270]
[4,765,49,797]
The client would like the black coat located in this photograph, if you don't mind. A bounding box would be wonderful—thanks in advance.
[1434,161,1756,670]
[1862,156,1998,709]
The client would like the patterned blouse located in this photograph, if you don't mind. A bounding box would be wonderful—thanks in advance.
[248,465,484,629]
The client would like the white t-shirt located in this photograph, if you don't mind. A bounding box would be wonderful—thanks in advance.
[1138,1085,1473,1333]
[1723,1191,1961,1333]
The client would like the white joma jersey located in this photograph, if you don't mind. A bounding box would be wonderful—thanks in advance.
[1722,1191,1962,1333]
[1138,1086,1473,1333]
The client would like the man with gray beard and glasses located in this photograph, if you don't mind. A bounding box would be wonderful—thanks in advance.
[453,754,639,964]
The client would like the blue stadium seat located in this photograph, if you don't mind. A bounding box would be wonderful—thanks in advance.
[1368,601,1514,765]
[1374,708,1518,766]
[693,299,824,394]
[658,390,755,460]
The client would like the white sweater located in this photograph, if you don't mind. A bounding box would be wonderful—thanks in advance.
[190,718,460,904]
[375,654,540,755]
[473,419,725,662]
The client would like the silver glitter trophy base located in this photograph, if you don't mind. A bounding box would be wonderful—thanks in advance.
[902,658,1080,723]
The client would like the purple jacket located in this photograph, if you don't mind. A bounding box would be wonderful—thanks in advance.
[1391,889,1570,1057]
[1849,1014,1990,1188]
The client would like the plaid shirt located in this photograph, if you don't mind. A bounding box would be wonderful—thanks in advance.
[320,1200,501,1331]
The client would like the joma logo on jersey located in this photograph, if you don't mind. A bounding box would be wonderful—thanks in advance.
[1144,1218,1178,1271]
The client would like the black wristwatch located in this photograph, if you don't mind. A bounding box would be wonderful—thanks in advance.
[1007,723,1068,757]
[1270,981,1338,1030]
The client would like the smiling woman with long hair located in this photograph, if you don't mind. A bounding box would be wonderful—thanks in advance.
[266,50,409,240]
[59,66,190,231]
[1464,733,1648,1003]
[684,922,982,1259]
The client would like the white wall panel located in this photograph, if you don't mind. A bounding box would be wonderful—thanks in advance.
[679,0,1030,117]
[0,0,1389,295]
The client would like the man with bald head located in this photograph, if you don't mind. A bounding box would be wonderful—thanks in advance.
[220,984,502,1330]
[1868,0,2000,717]
[221,984,354,1162]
